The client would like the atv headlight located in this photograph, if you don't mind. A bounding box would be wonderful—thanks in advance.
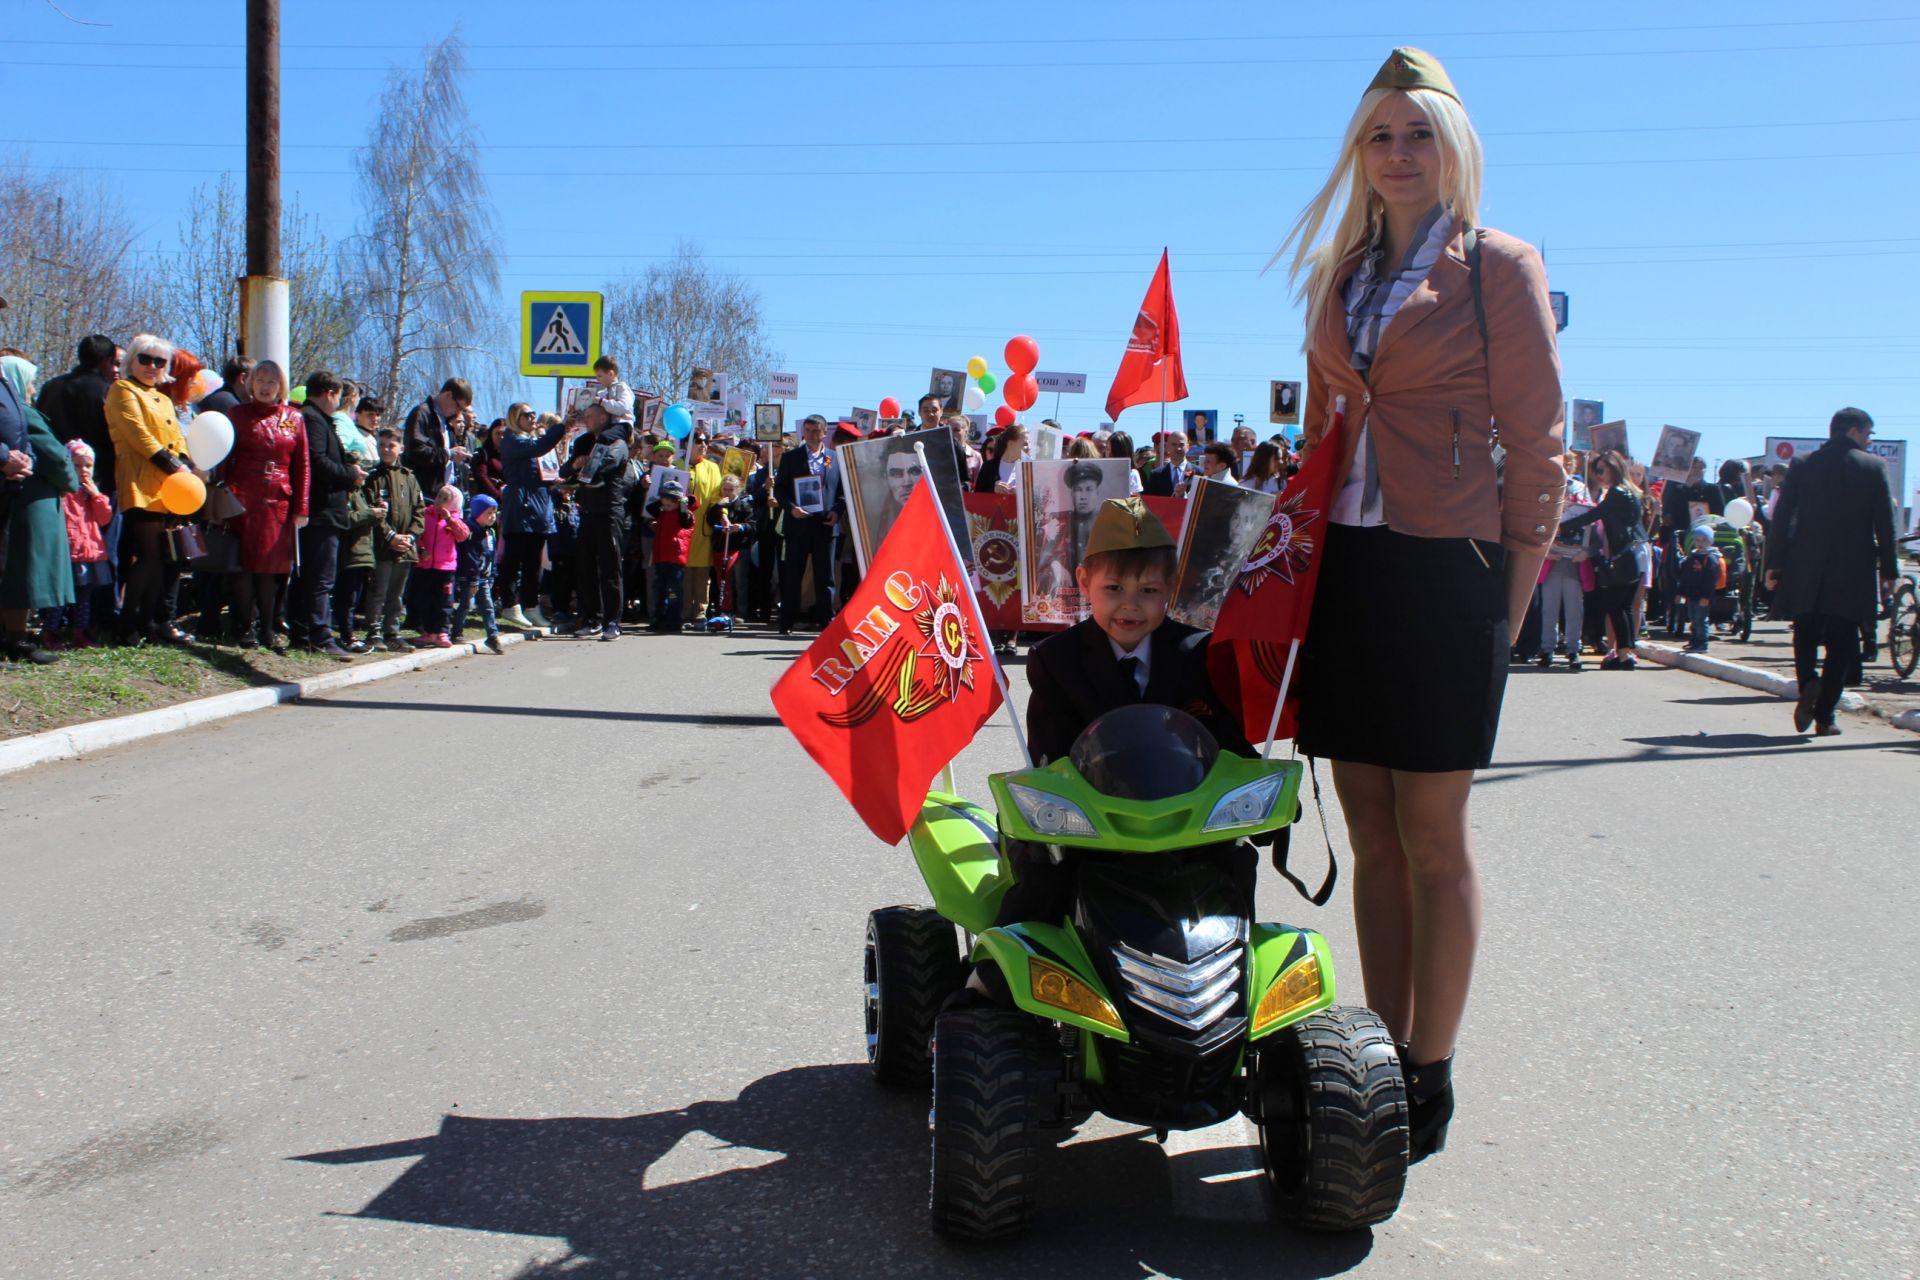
[1202,774,1285,833]
[1006,782,1096,837]
[1251,954,1323,1036]
[1029,957,1125,1032]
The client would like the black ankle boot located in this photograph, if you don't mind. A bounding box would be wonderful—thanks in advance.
[1404,1053,1454,1163]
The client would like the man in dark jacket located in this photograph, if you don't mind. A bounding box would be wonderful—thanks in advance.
[196,355,252,418]
[1764,407,1899,736]
[34,334,120,498]
[289,371,362,658]
[402,377,475,497]
[773,414,847,633]
[561,401,631,640]
[1142,428,1190,497]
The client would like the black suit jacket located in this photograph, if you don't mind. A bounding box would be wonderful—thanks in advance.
[1764,439,1898,626]
[1142,462,1184,498]
[35,367,116,496]
[403,398,451,497]
[773,445,846,527]
[1026,618,1253,766]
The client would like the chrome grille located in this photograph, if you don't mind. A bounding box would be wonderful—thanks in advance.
[1111,940,1242,1033]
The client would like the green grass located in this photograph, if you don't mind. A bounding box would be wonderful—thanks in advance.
[1,641,340,740]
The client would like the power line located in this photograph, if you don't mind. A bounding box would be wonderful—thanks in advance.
[7,14,1915,50]
[4,37,1916,73]
[7,115,1914,152]
[22,149,1920,182]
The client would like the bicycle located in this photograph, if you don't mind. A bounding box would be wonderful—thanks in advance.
[1888,532,1920,678]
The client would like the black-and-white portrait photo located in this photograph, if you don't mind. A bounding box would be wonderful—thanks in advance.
[1016,457,1131,625]
[753,402,784,443]
[1171,478,1275,630]
[928,368,967,415]
[837,426,970,571]
[1269,380,1301,425]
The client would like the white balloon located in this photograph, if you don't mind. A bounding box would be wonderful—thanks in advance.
[963,384,986,412]
[186,410,234,470]
[1723,496,1755,529]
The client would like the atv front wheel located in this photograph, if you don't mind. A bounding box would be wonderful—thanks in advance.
[929,1008,1047,1242]
[1256,1005,1408,1231]
[864,907,963,1087]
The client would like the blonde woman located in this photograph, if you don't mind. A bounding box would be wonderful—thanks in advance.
[105,333,193,644]
[1270,48,1565,1161]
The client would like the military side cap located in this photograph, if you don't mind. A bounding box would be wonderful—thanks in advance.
[1085,497,1173,558]
[1367,46,1459,102]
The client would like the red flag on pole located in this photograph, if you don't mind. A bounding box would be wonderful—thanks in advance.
[1103,249,1188,423]
[772,479,1005,843]
[1206,400,1347,749]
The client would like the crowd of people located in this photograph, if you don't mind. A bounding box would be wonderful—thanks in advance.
[0,325,1314,665]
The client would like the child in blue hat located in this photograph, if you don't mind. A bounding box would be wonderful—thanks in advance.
[453,493,503,653]
[1676,524,1724,652]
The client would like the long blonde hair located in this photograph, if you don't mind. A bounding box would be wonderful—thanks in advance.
[1266,87,1485,351]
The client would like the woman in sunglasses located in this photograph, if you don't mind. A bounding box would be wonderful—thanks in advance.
[105,333,193,644]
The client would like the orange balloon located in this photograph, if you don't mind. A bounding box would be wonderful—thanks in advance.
[159,469,206,515]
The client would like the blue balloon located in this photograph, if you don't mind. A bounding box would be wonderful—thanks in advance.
[663,402,693,440]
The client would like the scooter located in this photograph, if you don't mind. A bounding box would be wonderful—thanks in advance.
[864,703,1409,1241]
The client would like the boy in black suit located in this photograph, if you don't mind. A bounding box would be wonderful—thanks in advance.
[993,498,1255,932]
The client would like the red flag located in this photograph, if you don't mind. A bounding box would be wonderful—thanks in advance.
[772,480,1004,843]
[1207,405,1347,746]
[1103,249,1188,423]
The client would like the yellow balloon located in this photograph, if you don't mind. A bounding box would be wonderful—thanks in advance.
[159,469,206,516]
[966,355,988,380]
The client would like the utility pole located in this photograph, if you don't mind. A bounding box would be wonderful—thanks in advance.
[240,0,289,374]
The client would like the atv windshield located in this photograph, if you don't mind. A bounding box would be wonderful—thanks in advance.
[1068,704,1219,802]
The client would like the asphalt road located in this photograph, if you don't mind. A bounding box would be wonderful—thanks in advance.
[3,629,1916,1279]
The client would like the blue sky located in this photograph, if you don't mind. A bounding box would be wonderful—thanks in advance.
[4,0,1916,478]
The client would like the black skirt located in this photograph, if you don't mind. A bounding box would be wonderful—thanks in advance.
[1295,523,1510,773]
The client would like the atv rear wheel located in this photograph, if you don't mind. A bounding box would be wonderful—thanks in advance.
[929,1008,1048,1242]
[865,907,963,1087]
[1256,1006,1408,1232]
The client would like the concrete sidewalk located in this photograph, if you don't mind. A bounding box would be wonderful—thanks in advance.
[1639,615,1918,720]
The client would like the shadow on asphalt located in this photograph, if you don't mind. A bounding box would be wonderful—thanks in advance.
[291,1063,1372,1279]
[291,700,785,728]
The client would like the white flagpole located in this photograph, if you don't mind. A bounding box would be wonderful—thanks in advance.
[914,443,1033,768]
[1255,394,1344,762]
[1260,640,1299,762]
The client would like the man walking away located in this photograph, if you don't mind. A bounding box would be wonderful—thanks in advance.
[1764,407,1898,737]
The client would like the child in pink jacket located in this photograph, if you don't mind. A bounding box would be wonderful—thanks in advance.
[410,485,470,647]
[46,440,114,648]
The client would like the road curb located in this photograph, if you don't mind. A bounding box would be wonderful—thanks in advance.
[1637,640,1885,717]
[0,632,528,779]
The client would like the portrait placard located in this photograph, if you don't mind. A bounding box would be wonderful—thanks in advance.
[1016,458,1131,625]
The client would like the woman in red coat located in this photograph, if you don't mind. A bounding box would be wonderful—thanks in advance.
[221,360,308,650]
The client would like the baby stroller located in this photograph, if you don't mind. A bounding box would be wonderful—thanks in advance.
[1665,515,1763,642]
[703,525,741,635]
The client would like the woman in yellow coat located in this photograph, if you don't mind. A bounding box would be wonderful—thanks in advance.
[682,434,724,623]
[105,332,193,643]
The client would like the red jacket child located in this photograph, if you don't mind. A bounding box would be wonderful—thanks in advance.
[648,487,699,565]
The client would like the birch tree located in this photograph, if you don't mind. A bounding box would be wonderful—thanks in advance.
[0,166,158,372]
[600,241,780,403]
[348,34,502,403]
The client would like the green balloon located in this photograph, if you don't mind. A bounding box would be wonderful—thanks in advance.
[978,372,997,393]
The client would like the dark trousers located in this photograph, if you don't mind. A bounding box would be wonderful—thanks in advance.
[451,572,496,637]
[779,519,836,628]
[651,563,685,631]
[575,511,624,624]
[499,530,545,610]
[334,565,370,640]
[230,571,281,643]
[1592,582,1638,653]
[119,509,181,637]
[414,567,455,634]
[1792,612,1861,725]
[289,523,342,646]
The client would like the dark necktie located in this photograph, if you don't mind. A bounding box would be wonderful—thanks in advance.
[1117,656,1142,701]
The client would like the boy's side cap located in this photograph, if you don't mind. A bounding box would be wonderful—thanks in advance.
[1085,497,1174,559]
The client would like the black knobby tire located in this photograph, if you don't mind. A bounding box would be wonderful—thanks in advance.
[929,1008,1049,1242]
[865,907,963,1087]
[1257,1006,1409,1232]
[1889,582,1919,679]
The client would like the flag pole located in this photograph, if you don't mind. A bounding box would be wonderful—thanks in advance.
[915,443,1033,768]
[1260,640,1299,762]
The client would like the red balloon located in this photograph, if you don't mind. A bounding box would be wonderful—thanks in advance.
[878,396,900,418]
[1004,335,1039,375]
[993,404,1016,427]
[1003,372,1039,412]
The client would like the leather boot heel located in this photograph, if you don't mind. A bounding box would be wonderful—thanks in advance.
[1405,1053,1455,1164]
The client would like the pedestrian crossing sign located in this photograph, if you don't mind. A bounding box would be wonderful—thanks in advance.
[520,291,603,377]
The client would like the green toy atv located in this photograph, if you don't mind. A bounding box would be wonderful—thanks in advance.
[864,704,1408,1240]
